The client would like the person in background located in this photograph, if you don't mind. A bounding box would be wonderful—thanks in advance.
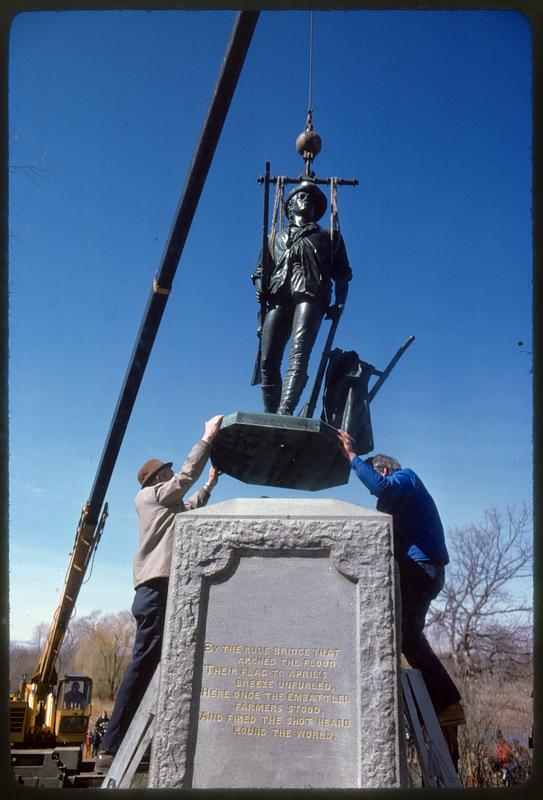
[490,729,519,785]
[95,710,109,736]
[91,728,101,758]
[64,680,86,708]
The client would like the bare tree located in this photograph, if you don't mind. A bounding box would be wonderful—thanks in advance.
[56,610,103,676]
[9,614,90,690]
[473,620,532,677]
[428,505,532,676]
[74,611,135,701]
[9,611,133,699]
[30,622,50,652]
[9,643,40,693]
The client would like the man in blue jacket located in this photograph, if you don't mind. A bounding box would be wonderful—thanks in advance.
[337,430,463,726]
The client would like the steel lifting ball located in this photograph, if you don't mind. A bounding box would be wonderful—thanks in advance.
[296,129,322,159]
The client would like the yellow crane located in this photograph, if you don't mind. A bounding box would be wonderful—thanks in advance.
[10,503,108,749]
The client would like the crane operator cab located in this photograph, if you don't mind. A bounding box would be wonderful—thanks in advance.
[62,678,89,709]
[10,673,93,747]
[54,675,93,742]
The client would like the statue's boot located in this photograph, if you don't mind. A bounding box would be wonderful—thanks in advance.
[277,301,323,415]
[277,373,308,415]
[261,384,281,414]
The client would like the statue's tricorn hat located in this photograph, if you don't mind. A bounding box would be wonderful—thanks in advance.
[285,181,327,222]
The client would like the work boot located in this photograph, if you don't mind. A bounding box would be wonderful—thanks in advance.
[261,384,281,414]
[95,750,115,773]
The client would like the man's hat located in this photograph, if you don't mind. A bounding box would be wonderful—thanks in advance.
[284,180,327,222]
[137,458,173,488]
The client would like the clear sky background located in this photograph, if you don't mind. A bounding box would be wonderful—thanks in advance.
[8,8,533,643]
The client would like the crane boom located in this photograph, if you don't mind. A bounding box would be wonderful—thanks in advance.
[31,504,108,690]
[30,10,260,694]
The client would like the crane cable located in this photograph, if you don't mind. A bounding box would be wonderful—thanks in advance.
[306,12,340,238]
[308,10,314,114]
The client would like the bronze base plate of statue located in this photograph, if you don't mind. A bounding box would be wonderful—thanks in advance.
[211,412,350,491]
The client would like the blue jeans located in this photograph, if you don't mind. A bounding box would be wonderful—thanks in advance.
[100,578,168,754]
[400,558,461,713]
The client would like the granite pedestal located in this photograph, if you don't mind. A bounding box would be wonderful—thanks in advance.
[149,498,406,789]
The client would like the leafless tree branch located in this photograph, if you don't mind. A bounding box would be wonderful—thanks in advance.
[428,505,532,675]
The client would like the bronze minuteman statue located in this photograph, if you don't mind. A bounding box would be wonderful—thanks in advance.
[251,180,352,415]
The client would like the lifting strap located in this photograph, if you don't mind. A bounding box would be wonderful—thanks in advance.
[330,176,339,232]
[269,175,286,256]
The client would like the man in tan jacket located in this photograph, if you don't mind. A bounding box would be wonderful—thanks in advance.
[97,415,223,770]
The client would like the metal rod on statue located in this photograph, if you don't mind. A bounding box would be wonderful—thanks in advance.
[251,160,271,386]
[263,176,359,187]
[368,335,416,403]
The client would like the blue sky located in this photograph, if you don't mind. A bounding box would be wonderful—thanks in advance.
[8,9,532,642]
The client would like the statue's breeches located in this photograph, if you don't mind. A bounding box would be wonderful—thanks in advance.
[260,299,324,413]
